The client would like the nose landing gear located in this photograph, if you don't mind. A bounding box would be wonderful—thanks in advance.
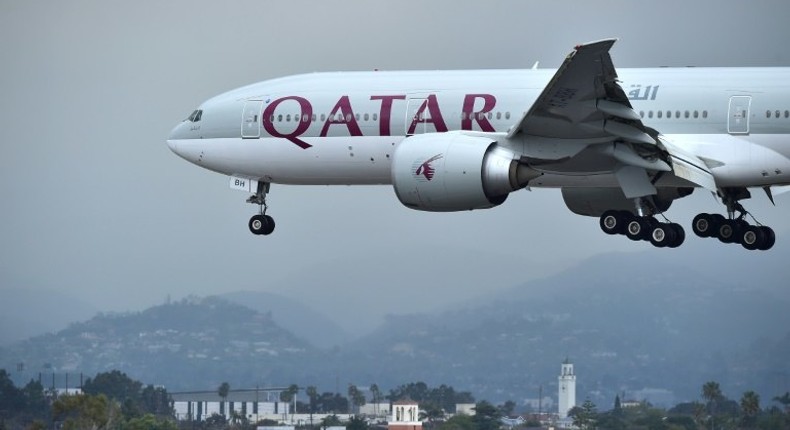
[247,182,275,236]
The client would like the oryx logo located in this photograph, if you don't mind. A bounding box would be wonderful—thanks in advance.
[414,154,443,181]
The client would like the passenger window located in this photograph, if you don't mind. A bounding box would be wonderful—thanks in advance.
[286,114,291,122]
[487,112,493,120]
[639,111,644,118]
[505,112,511,120]
[657,111,662,118]
[364,113,369,121]
[684,111,690,118]
[355,113,360,121]
[776,110,781,118]
[320,114,326,121]
[648,111,653,118]
[785,110,789,118]
[277,114,283,122]
[702,110,708,119]
[693,111,699,118]
[373,113,378,121]
[766,110,772,118]
[496,112,501,120]
[666,111,672,118]
[312,114,317,122]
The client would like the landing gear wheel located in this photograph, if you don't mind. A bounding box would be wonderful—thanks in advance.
[741,225,765,250]
[668,223,685,248]
[649,223,676,248]
[260,215,275,235]
[758,226,775,250]
[717,219,741,244]
[600,210,629,235]
[692,213,716,238]
[248,215,268,235]
[626,217,652,241]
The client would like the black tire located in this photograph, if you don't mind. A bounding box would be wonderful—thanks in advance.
[692,213,714,237]
[261,215,276,235]
[759,226,775,250]
[740,225,765,250]
[649,223,675,248]
[717,219,740,244]
[668,223,685,248]
[600,210,625,235]
[626,217,651,241]
[248,214,266,235]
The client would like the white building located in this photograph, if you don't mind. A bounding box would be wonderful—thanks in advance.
[172,389,290,422]
[557,358,576,419]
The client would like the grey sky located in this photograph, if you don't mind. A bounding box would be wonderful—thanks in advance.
[1,0,789,336]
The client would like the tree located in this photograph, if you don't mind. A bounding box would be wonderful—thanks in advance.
[306,386,318,426]
[702,381,723,429]
[740,390,760,428]
[321,414,342,428]
[52,393,121,430]
[472,401,500,430]
[571,398,597,430]
[348,384,366,414]
[281,384,299,419]
[218,382,230,416]
[420,403,445,429]
[773,392,790,413]
[83,370,143,405]
[370,384,382,417]
[124,413,178,430]
[498,400,515,417]
[437,414,474,430]
[347,415,369,430]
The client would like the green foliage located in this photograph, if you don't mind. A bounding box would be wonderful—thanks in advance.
[346,415,368,430]
[82,371,173,419]
[570,399,597,430]
[471,401,500,430]
[53,393,121,430]
[218,382,230,400]
[321,414,342,427]
[388,382,474,413]
[122,413,178,430]
[437,414,474,430]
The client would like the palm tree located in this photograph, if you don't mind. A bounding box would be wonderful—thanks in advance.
[370,384,381,417]
[218,382,231,416]
[702,381,722,429]
[306,385,318,427]
[740,390,760,428]
[773,392,790,413]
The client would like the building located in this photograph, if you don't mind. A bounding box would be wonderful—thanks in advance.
[172,388,290,422]
[388,399,422,430]
[557,358,576,419]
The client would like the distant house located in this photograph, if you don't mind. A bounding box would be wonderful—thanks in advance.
[171,389,290,422]
[455,403,476,416]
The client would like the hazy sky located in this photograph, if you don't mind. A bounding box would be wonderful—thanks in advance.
[1,0,789,336]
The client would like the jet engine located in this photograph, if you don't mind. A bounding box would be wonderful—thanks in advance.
[561,186,693,217]
[391,132,538,211]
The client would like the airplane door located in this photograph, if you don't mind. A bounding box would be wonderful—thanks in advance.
[728,95,751,134]
[241,100,263,138]
[405,97,429,135]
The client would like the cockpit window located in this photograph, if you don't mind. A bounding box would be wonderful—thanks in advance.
[186,109,203,122]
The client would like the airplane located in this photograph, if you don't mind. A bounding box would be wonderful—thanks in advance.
[167,38,790,250]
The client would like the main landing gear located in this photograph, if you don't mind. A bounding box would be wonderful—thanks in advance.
[600,209,685,248]
[247,182,275,236]
[690,188,775,250]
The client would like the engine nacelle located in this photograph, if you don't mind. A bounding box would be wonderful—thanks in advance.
[561,187,693,217]
[392,133,536,211]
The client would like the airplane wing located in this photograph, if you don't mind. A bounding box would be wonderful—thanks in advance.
[508,38,715,193]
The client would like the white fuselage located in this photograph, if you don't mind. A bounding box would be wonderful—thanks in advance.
[167,68,790,189]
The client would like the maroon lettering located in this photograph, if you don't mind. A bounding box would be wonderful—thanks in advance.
[320,96,363,137]
[371,95,406,136]
[407,95,448,134]
[262,96,313,149]
[461,94,496,132]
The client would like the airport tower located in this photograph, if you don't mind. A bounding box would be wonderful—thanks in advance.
[558,358,576,419]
